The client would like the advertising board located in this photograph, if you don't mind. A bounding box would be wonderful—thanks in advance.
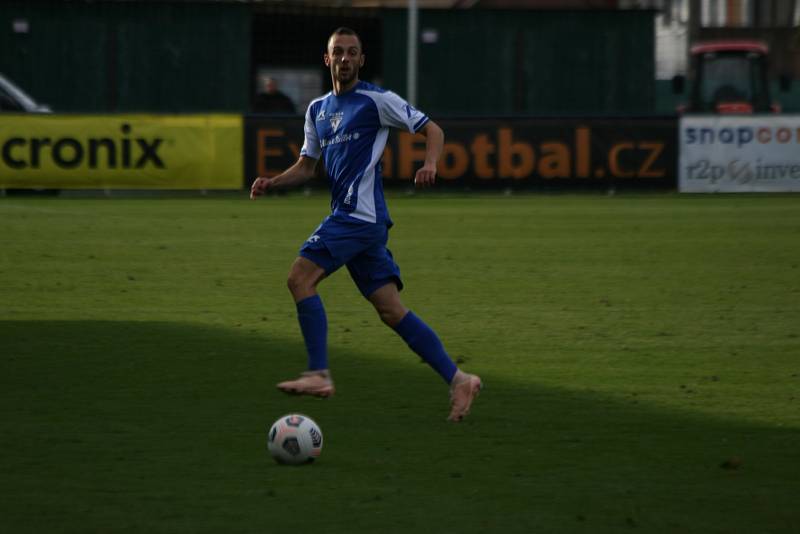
[245,116,677,190]
[0,114,242,189]
[679,116,800,193]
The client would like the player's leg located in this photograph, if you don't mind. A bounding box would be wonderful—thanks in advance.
[367,282,455,382]
[347,234,482,421]
[287,256,329,372]
[287,255,326,303]
[278,217,379,397]
[367,283,482,421]
[277,256,335,397]
[347,237,457,383]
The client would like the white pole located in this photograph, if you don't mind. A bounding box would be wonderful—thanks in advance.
[407,0,418,106]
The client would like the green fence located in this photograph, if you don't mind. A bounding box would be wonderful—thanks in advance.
[0,1,250,112]
[381,9,655,116]
[2,3,655,116]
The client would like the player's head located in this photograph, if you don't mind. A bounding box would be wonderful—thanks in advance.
[324,27,364,89]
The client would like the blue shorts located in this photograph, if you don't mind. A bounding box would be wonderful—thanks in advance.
[299,215,403,298]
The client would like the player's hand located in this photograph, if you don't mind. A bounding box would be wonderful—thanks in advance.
[414,164,437,188]
[250,177,273,199]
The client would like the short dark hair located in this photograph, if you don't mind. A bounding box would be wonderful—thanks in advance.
[328,27,362,50]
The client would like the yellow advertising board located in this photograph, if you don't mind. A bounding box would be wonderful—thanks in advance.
[0,114,242,189]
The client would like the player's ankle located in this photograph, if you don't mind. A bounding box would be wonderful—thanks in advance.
[304,369,331,379]
[450,369,468,387]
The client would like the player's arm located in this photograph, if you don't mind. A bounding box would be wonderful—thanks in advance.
[250,156,318,199]
[414,120,444,188]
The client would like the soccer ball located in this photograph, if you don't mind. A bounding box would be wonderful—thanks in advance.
[267,414,323,465]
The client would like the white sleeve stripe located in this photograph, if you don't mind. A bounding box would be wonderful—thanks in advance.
[356,88,426,133]
[300,95,329,160]
[350,128,389,224]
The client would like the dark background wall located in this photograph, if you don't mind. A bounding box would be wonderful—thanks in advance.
[1,2,655,115]
[0,1,251,112]
[251,5,383,92]
[381,9,655,116]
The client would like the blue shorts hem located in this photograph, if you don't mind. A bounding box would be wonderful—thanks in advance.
[298,216,404,297]
[299,249,335,275]
[359,275,404,299]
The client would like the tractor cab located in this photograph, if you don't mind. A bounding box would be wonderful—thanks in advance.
[675,40,785,114]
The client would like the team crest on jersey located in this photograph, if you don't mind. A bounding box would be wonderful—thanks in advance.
[317,109,326,121]
[329,112,344,133]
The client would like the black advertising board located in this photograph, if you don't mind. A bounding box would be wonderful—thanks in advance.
[244,116,677,190]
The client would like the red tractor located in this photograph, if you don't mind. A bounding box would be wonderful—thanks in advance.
[674,40,790,114]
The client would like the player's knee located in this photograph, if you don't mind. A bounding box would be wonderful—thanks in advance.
[376,304,405,328]
[286,272,310,298]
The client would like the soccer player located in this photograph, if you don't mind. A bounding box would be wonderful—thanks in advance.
[250,27,481,422]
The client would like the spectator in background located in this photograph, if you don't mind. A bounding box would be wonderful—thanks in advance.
[253,77,296,114]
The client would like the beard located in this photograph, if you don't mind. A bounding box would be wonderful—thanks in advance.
[335,64,359,85]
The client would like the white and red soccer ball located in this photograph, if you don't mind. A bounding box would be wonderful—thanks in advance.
[267,414,323,465]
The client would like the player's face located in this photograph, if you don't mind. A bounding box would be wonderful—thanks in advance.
[325,34,364,87]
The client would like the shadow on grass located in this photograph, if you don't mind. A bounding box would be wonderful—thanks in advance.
[1,320,798,534]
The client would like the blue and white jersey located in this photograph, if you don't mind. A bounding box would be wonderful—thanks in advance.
[300,81,430,226]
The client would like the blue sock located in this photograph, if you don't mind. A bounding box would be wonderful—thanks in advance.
[296,295,328,371]
[393,311,458,384]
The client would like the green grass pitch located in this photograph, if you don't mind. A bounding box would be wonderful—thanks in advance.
[1,193,799,533]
